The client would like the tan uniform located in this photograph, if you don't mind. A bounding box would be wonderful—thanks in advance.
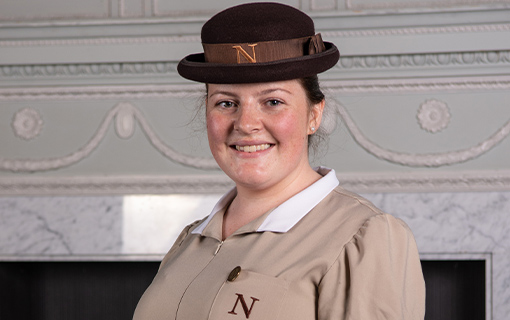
[133,168,425,320]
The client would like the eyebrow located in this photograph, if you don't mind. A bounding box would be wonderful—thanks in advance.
[209,87,292,99]
[208,91,230,98]
[259,88,292,95]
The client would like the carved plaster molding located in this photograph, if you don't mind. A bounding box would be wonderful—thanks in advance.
[0,102,219,172]
[338,170,510,193]
[345,0,510,10]
[333,99,510,167]
[0,35,200,47]
[11,108,44,140]
[0,62,178,78]
[2,97,508,172]
[0,175,233,195]
[1,171,510,195]
[324,75,510,93]
[0,16,202,28]
[1,78,509,171]
[0,22,507,47]
[336,50,510,70]
[417,99,451,133]
[323,23,510,37]
[0,84,204,101]
[2,51,508,81]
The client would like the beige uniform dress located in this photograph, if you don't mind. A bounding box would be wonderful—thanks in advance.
[133,168,425,320]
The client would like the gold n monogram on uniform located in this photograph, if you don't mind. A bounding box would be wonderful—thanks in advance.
[228,293,260,318]
[232,44,258,63]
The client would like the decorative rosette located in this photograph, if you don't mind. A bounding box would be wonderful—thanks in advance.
[12,108,44,140]
[417,99,451,133]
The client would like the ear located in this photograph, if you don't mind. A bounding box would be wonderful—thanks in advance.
[308,99,325,135]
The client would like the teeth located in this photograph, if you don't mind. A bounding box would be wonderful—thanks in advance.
[235,144,271,153]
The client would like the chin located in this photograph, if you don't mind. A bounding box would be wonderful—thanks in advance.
[224,168,272,189]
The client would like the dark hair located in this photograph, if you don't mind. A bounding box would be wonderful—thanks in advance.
[299,75,325,106]
[299,75,329,159]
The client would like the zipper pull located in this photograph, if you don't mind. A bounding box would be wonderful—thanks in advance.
[214,240,224,255]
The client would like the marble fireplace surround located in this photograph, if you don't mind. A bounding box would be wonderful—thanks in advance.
[1,190,509,319]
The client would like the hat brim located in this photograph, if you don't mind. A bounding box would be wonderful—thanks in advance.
[177,42,339,84]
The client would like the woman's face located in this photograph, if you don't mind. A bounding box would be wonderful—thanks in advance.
[206,79,323,192]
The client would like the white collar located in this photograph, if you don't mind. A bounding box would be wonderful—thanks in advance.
[191,167,339,234]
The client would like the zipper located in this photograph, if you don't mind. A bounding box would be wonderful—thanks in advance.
[214,240,224,256]
[175,238,224,318]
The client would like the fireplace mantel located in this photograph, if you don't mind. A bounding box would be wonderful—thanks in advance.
[1,191,509,319]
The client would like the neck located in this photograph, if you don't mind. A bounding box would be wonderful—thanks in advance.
[221,165,321,240]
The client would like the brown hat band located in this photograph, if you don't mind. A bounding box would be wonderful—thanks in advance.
[203,33,326,64]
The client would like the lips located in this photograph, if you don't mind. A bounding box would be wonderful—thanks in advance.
[234,143,272,153]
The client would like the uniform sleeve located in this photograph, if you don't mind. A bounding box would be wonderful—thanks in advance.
[317,214,425,320]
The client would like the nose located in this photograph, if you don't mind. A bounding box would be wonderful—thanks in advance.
[234,104,261,134]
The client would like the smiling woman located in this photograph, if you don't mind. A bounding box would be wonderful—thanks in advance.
[133,3,425,320]
[205,80,324,237]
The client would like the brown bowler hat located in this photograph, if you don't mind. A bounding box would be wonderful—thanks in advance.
[177,2,340,84]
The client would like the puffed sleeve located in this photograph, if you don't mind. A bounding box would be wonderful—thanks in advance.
[317,214,425,320]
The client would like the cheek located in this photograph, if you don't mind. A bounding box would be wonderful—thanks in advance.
[206,113,228,146]
[274,113,309,147]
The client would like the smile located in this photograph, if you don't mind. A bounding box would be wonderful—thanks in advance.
[235,144,272,153]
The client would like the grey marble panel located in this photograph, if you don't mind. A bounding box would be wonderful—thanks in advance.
[1,191,509,318]
[0,196,123,256]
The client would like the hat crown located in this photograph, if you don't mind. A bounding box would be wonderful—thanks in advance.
[201,2,315,44]
[178,2,339,83]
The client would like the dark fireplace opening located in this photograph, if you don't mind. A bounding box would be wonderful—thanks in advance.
[422,260,486,320]
[0,260,485,320]
[0,261,159,320]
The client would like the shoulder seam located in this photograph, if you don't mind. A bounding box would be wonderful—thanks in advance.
[331,187,384,217]
[319,213,387,287]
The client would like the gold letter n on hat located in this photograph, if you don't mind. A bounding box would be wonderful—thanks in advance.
[232,44,258,63]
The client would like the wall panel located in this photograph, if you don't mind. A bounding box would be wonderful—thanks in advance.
[0,2,509,194]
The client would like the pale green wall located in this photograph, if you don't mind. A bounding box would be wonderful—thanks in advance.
[1,0,510,194]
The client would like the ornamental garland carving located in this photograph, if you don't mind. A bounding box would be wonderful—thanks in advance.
[1,97,509,172]
[1,102,219,173]
[331,98,510,167]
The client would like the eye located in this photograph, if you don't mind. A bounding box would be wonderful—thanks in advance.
[217,101,236,108]
[266,99,283,107]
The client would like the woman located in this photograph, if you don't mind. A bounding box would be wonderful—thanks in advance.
[133,3,425,320]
